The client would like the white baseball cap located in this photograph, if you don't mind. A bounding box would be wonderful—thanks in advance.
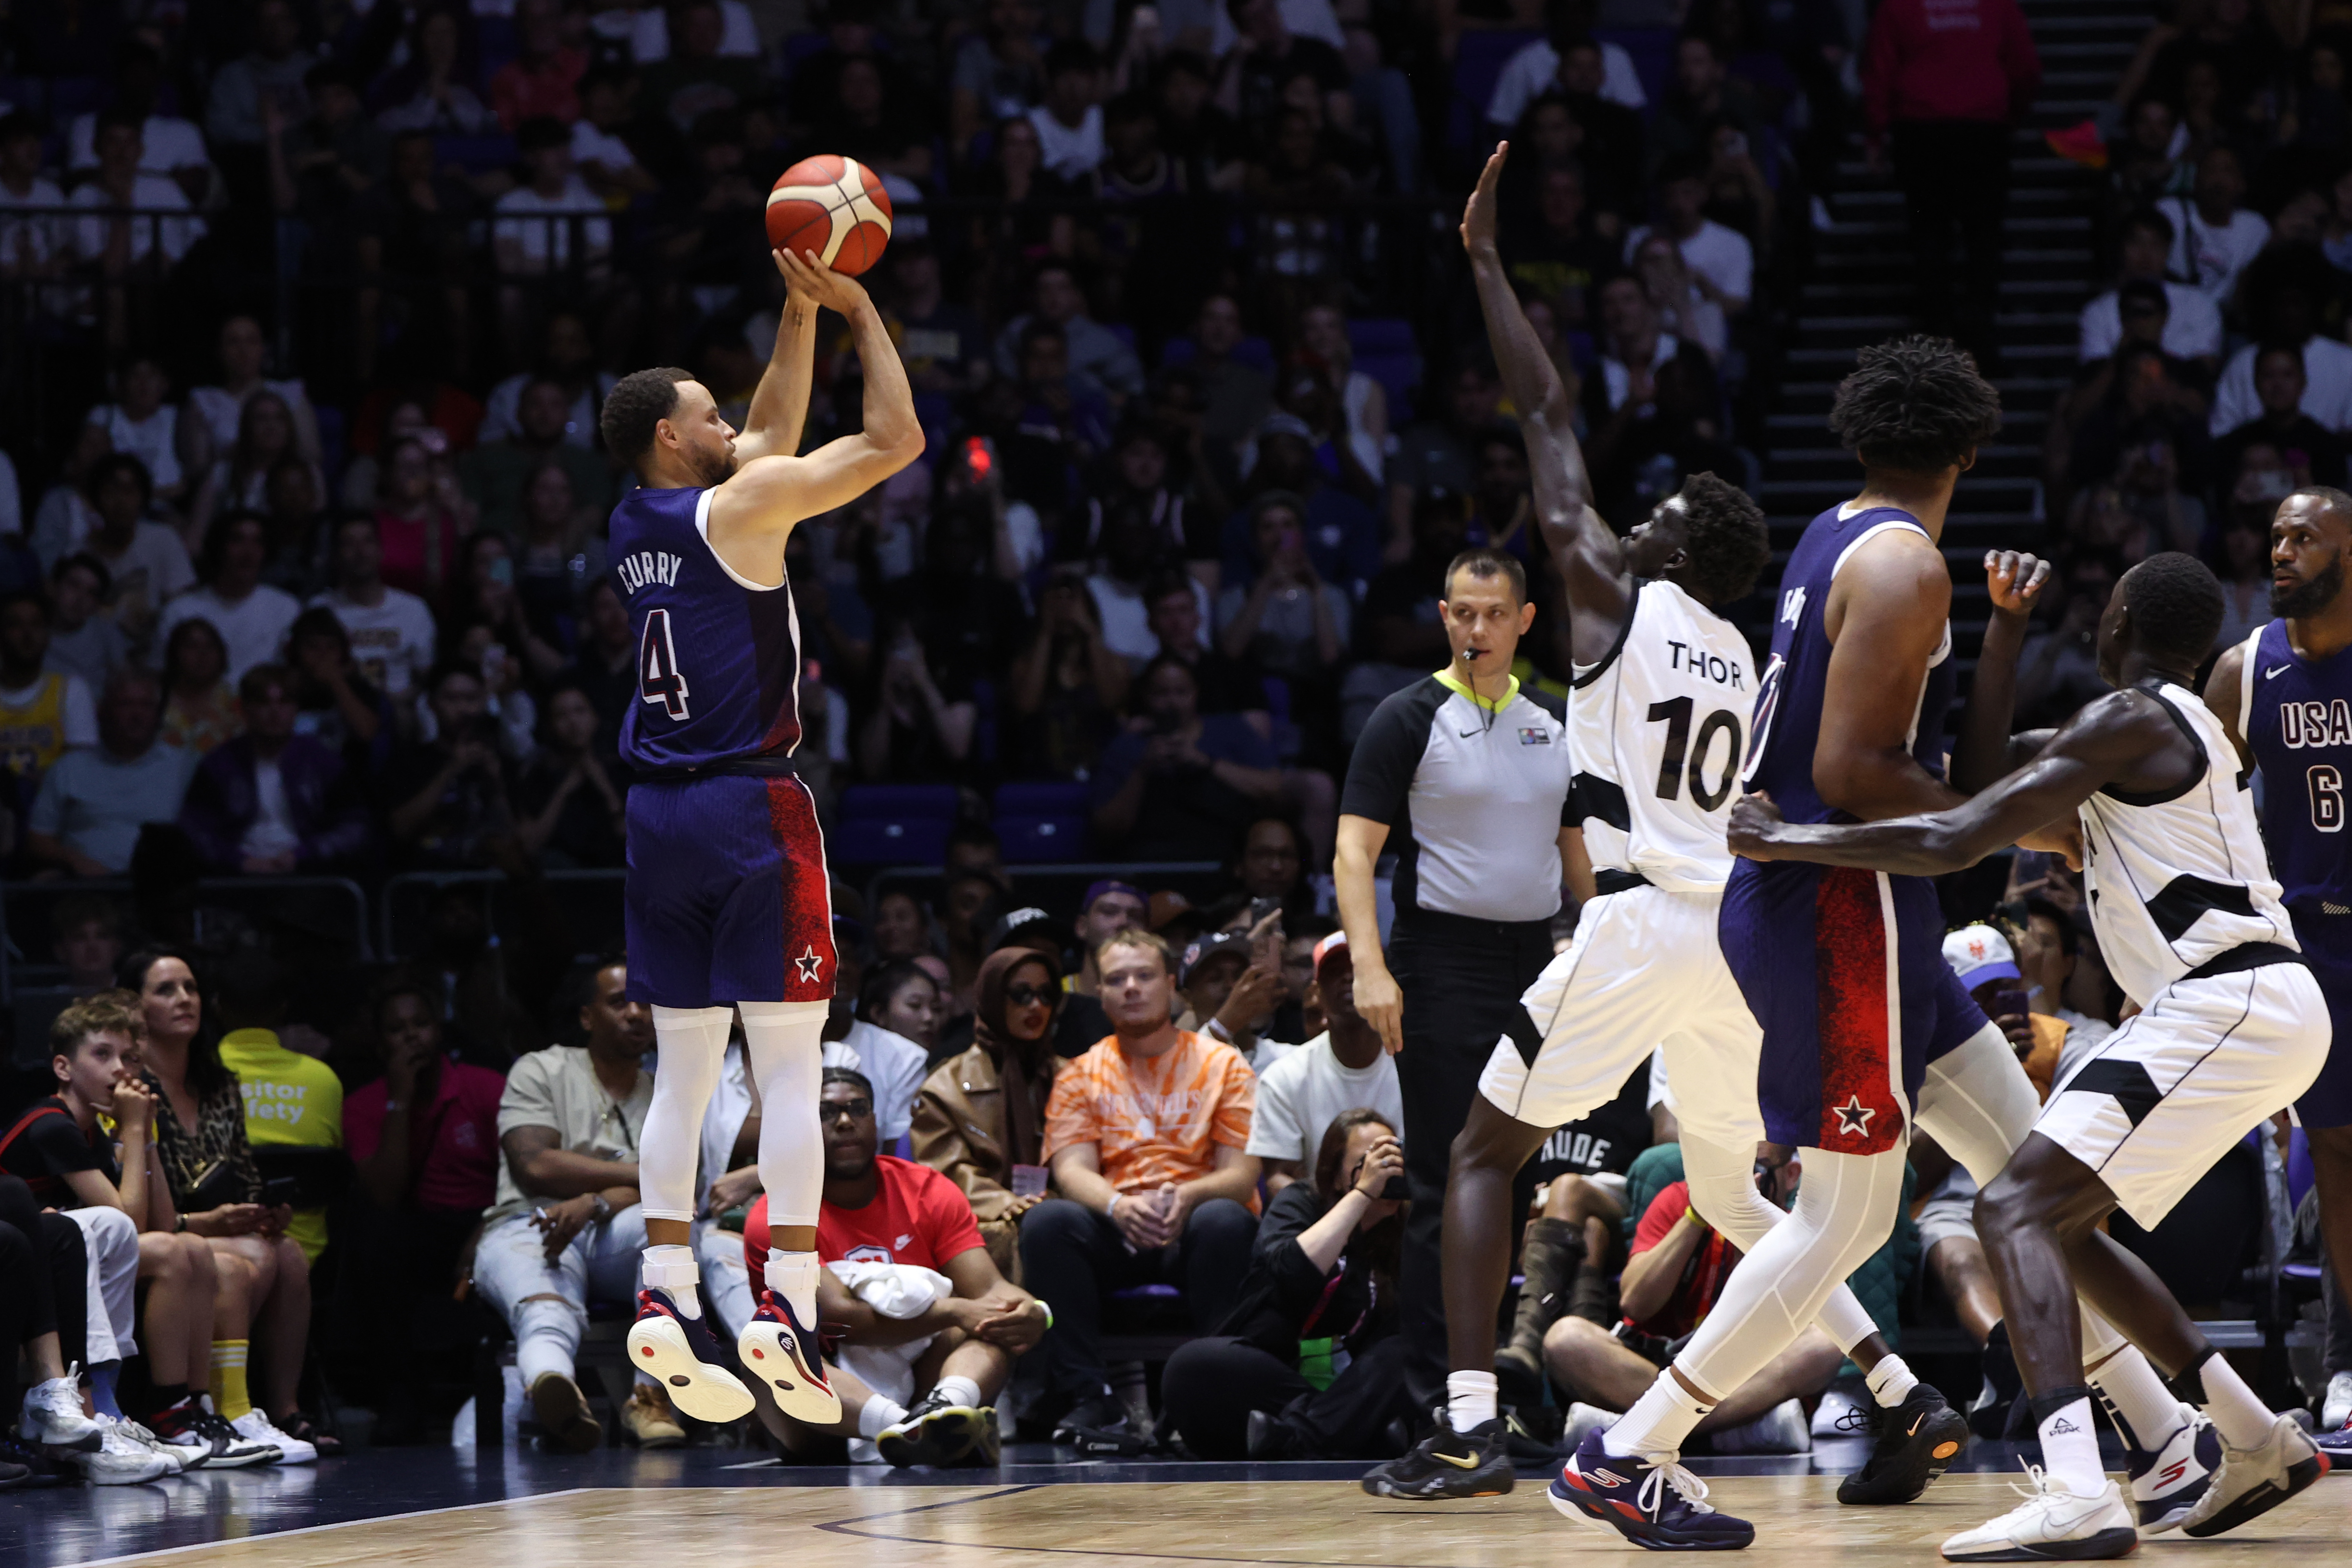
[1942,924,2020,988]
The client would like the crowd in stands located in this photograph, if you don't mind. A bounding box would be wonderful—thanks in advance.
[0,0,2339,1484]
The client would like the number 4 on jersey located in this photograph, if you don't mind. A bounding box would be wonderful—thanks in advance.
[639,606,691,721]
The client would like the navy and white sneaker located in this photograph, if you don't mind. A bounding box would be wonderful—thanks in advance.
[2312,1419,2352,1457]
[2179,1413,2328,1538]
[2125,1405,2218,1534]
[627,1287,754,1423]
[1548,1426,1756,1550]
[737,1288,839,1423]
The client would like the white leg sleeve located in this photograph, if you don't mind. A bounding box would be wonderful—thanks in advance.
[1674,1146,1909,1401]
[1680,1136,1882,1357]
[741,1000,830,1231]
[640,1005,734,1222]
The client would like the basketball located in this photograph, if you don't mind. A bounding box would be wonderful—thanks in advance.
[765,154,893,277]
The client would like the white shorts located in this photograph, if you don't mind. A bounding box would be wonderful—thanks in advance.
[1479,882,1766,1150]
[2032,960,2330,1229]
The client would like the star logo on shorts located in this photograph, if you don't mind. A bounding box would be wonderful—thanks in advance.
[795,945,826,985]
[1832,1095,1876,1137]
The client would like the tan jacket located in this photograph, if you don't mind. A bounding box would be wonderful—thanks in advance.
[910,1043,1056,1222]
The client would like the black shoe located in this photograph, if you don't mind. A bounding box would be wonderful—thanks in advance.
[879,1389,998,1468]
[1360,1414,1513,1499]
[1836,1383,1969,1505]
[1968,1324,2024,1438]
[1246,1409,1303,1460]
[1051,1395,1126,1445]
[0,1434,73,1489]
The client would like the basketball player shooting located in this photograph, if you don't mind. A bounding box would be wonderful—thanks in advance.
[597,247,923,1427]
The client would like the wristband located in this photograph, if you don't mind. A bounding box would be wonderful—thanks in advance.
[1106,1193,1121,1223]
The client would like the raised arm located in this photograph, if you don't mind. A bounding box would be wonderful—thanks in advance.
[1733,689,2194,876]
[707,253,925,555]
[1814,532,1968,820]
[1461,142,1629,666]
[1950,549,2053,792]
[730,257,821,465]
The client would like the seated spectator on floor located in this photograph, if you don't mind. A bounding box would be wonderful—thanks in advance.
[26,667,196,877]
[2158,147,2266,307]
[209,950,342,1267]
[916,946,1065,1281]
[1543,1149,1851,1455]
[334,973,507,1442]
[472,955,674,1452]
[1245,932,1400,1196]
[839,959,943,1147]
[45,554,129,695]
[1090,654,1285,860]
[1022,928,1260,1438]
[179,663,372,876]
[1055,879,1145,1059]
[1175,915,1290,1069]
[2079,209,2223,371]
[383,662,519,870]
[1160,1108,1413,1459]
[159,513,301,686]
[2212,343,2349,494]
[745,1068,1044,1466]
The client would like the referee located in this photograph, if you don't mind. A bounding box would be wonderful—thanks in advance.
[1334,545,1577,1408]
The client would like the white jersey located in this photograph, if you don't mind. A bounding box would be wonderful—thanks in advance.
[2078,679,2297,1002]
[1569,577,1757,892]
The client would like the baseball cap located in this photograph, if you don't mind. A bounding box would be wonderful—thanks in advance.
[987,906,1059,953]
[1942,925,2020,988]
[1079,878,1147,918]
[1312,930,1349,973]
[1178,930,1250,987]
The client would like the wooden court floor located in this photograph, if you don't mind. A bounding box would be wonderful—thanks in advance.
[81,1473,2352,1568]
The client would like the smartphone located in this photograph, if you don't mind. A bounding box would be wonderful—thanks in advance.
[1993,988,2030,1021]
[260,1176,300,1209]
[1248,896,1282,927]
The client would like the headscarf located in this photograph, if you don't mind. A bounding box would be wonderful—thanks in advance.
[971,944,1062,1169]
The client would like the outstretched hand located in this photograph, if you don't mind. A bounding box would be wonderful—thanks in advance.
[776,247,870,316]
[1460,141,1508,257]
[1984,551,2052,618]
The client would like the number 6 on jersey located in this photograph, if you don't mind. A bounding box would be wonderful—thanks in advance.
[639,606,692,721]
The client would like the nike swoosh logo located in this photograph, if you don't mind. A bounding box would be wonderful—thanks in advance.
[1907,1414,1924,1436]
[1434,1451,1482,1469]
[2267,666,2291,679]
[1459,728,1483,738]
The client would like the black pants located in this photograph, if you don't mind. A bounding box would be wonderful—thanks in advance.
[325,1200,482,1441]
[2324,1259,2352,1377]
[0,1174,87,1393]
[1386,911,1556,1407]
[1018,1197,1258,1397]
[1891,120,2012,355]
[1161,1334,1416,1460]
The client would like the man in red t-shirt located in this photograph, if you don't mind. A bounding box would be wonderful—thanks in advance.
[744,1067,1043,1466]
[1541,1154,1849,1452]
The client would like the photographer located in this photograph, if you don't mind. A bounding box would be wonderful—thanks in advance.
[1159,1109,1414,1460]
[1088,654,1283,860]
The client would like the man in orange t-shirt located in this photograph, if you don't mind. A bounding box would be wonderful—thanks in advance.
[1022,927,1261,1438]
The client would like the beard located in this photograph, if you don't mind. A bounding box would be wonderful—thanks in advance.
[689,444,738,487]
[2273,550,2346,619]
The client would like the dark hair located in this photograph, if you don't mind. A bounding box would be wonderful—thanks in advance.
[1313,1106,1399,1199]
[368,968,441,1039]
[1044,38,1098,78]
[1104,89,1155,126]
[288,604,353,659]
[1142,568,1196,609]
[211,944,290,1028]
[89,451,155,505]
[1826,335,2003,474]
[0,112,40,144]
[1673,471,1770,605]
[1655,151,1707,188]
[161,616,227,691]
[237,661,295,706]
[946,819,1001,856]
[2022,897,2079,959]
[516,113,569,154]
[855,957,937,1023]
[2119,205,2175,246]
[199,508,270,584]
[94,105,145,141]
[599,366,694,467]
[422,657,485,696]
[2116,277,2168,316]
[305,59,357,93]
[822,1064,876,1099]
[2257,339,2308,374]
[1443,545,1529,605]
[1134,650,1200,704]
[52,551,111,596]
[2120,551,2225,669]
[118,946,232,1096]
[1154,48,1213,85]
[1017,317,1068,358]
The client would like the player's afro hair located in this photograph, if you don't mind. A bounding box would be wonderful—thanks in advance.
[599,366,693,469]
[2121,551,2224,671]
[1826,335,2004,474]
[1673,471,1770,606]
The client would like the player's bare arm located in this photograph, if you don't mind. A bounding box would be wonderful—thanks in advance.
[707,252,924,568]
[1950,549,2054,791]
[2202,637,2254,766]
[1462,142,1629,666]
[1732,689,2198,876]
[1814,531,1967,819]
[1332,814,1401,1054]
[728,252,822,465]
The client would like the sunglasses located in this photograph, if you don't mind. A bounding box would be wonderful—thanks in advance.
[821,1099,874,1123]
[1004,984,1052,1007]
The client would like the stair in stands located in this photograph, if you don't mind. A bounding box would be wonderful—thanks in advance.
[1743,0,2153,689]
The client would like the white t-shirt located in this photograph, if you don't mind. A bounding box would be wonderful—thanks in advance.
[68,175,204,268]
[66,112,211,173]
[2077,283,2223,363]
[89,403,183,493]
[570,121,638,173]
[88,521,196,608]
[2157,199,2268,304]
[1086,573,1216,665]
[494,178,612,269]
[2210,335,2352,435]
[239,756,302,863]
[602,0,761,62]
[0,174,64,270]
[1242,1031,1404,1169]
[1599,331,1683,412]
[157,583,301,683]
[1625,219,1754,307]
[1484,37,1650,125]
[188,379,315,455]
[1025,103,1105,180]
[0,671,98,749]
[309,586,437,700]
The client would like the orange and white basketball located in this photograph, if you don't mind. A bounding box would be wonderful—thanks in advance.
[765,155,893,277]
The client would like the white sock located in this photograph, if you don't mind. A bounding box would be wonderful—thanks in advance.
[641,1244,702,1317]
[1446,1370,1498,1432]
[1865,1353,1919,1408]
[856,1394,908,1439]
[934,1375,984,1410]
[2035,1394,2105,1497]
[767,1248,821,1328]
[1604,1370,1713,1459]
[2087,1347,2182,1455]
[2178,1349,2275,1449]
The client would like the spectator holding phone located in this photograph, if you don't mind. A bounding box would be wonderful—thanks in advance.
[1159,1108,1413,1459]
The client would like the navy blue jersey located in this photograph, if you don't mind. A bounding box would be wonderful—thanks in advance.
[1741,504,1955,822]
[2242,619,2352,919]
[610,486,803,773]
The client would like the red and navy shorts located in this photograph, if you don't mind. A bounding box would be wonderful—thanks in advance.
[623,773,836,1010]
[1720,860,1985,1154]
